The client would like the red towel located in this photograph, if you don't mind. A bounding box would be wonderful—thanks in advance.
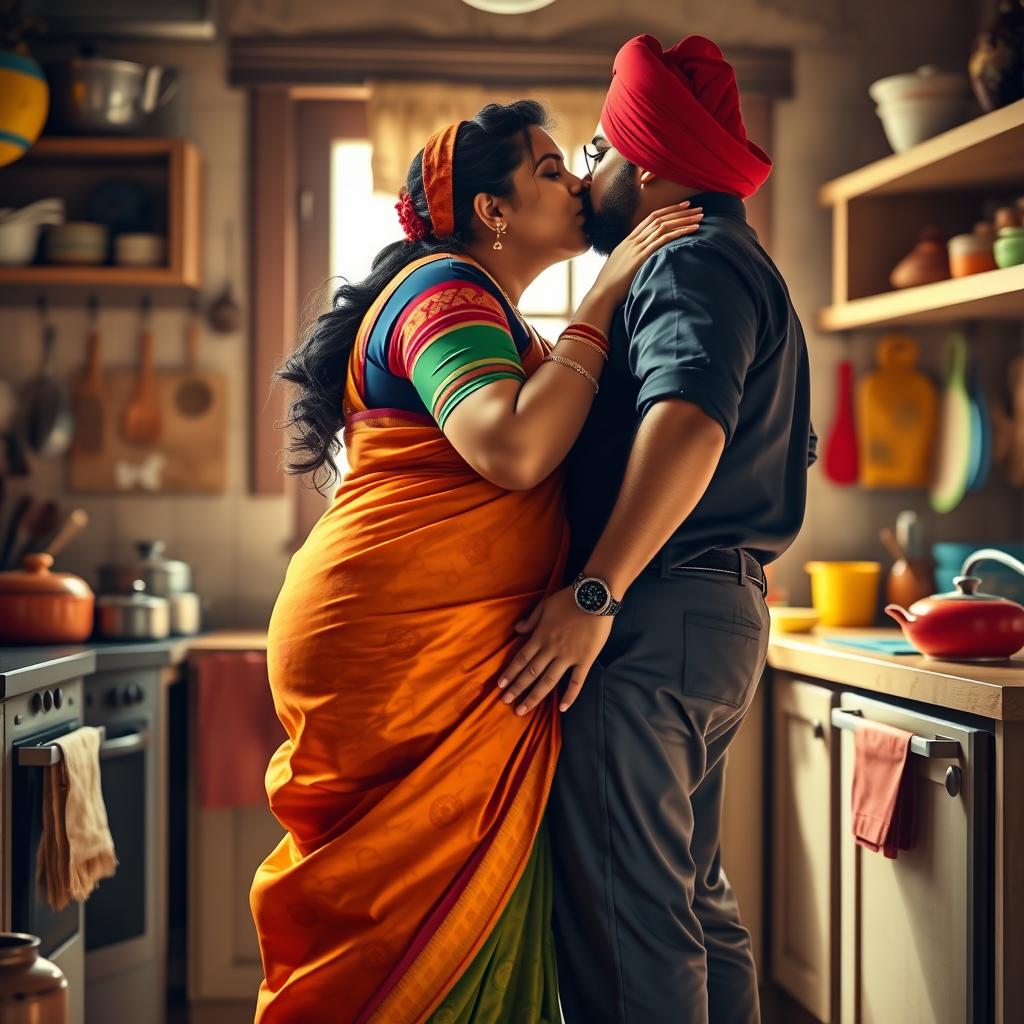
[194,652,285,810]
[851,719,918,859]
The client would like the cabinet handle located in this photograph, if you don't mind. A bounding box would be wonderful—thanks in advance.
[944,765,963,797]
[812,718,825,739]
[830,708,961,759]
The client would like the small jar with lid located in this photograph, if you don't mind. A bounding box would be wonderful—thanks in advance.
[948,223,997,277]
[995,225,1024,268]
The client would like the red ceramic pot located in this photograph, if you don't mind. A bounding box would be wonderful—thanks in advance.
[0,553,94,644]
[885,549,1024,660]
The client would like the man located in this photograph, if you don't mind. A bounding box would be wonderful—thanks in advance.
[496,33,816,1023]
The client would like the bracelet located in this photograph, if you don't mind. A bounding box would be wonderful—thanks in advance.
[543,354,599,393]
[559,333,609,361]
[561,321,610,353]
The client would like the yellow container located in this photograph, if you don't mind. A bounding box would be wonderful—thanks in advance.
[804,561,882,627]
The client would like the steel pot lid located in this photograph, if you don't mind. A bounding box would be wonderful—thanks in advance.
[96,579,168,610]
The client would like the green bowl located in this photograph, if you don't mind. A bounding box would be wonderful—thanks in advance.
[994,226,1024,268]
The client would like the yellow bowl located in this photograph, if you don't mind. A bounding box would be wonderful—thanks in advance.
[804,561,882,627]
[769,606,821,633]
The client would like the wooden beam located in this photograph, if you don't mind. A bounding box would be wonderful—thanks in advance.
[230,35,793,97]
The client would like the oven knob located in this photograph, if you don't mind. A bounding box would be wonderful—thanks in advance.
[106,687,121,708]
[127,683,144,704]
[42,689,53,712]
[31,692,43,714]
[53,688,63,709]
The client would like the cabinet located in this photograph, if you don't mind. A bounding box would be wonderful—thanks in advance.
[835,692,992,1024]
[770,676,840,1023]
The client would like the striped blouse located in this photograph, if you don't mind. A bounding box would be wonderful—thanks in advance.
[353,256,533,429]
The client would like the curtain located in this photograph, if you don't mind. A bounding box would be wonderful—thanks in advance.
[367,79,604,196]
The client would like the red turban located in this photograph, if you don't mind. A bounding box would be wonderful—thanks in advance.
[601,35,772,198]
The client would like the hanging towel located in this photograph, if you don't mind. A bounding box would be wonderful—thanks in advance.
[36,725,118,911]
[194,651,285,809]
[851,719,918,859]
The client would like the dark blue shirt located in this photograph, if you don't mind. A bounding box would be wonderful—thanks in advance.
[565,191,816,576]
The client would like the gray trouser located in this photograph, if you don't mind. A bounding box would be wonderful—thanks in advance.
[550,566,770,1024]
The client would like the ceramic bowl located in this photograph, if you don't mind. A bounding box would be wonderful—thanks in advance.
[768,607,821,634]
[875,94,974,153]
[45,221,108,265]
[114,232,165,267]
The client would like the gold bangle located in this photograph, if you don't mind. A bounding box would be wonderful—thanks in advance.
[543,354,599,393]
[559,333,609,361]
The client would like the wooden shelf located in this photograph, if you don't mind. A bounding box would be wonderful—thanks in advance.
[819,100,1024,332]
[819,264,1024,330]
[820,98,1024,202]
[0,136,203,300]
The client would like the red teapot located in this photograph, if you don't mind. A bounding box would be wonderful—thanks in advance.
[885,549,1024,661]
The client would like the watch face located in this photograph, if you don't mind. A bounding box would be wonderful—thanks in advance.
[576,578,610,614]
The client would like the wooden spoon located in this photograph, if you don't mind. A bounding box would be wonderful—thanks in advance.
[121,313,162,446]
[13,498,59,567]
[175,304,213,417]
[41,507,88,559]
[73,297,105,452]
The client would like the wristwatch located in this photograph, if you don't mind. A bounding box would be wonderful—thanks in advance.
[571,572,624,617]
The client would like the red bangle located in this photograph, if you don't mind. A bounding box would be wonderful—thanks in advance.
[560,321,610,355]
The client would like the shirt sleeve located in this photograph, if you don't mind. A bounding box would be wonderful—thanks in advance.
[391,281,526,430]
[624,240,759,446]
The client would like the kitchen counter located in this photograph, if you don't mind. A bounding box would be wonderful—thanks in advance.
[0,636,193,698]
[768,627,1024,720]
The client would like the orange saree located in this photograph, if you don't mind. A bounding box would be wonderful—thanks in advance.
[251,255,568,1023]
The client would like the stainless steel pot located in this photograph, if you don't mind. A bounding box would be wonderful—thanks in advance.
[99,540,192,598]
[169,591,201,636]
[46,58,179,135]
[96,581,170,641]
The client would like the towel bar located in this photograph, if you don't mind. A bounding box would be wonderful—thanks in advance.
[17,725,107,767]
[830,708,961,759]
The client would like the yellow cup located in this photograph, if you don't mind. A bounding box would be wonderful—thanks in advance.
[804,561,882,627]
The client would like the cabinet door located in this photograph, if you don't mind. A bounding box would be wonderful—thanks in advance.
[772,675,839,1023]
[720,682,766,977]
[838,693,991,1024]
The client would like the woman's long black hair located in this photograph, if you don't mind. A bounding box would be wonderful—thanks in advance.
[277,99,549,490]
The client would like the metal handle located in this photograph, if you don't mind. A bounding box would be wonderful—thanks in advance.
[830,708,961,759]
[17,726,107,767]
[99,726,150,761]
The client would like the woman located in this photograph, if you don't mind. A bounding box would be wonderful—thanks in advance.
[251,100,702,1023]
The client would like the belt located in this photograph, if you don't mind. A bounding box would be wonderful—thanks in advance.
[651,548,767,594]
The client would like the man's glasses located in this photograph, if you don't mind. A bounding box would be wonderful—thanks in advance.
[583,144,607,177]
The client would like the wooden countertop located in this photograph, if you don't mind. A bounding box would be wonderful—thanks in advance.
[768,628,1024,720]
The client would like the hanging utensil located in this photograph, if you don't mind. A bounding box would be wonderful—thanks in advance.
[0,376,28,477]
[207,219,241,334]
[930,333,973,514]
[824,360,859,485]
[19,296,75,459]
[121,294,162,446]
[13,498,60,567]
[72,295,106,453]
[0,494,32,569]
[175,295,213,417]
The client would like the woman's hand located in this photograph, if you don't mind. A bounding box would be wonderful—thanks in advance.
[589,202,704,308]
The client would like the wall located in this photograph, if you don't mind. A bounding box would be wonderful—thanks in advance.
[2,0,1017,627]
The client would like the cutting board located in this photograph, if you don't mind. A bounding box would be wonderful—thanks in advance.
[67,369,226,493]
[856,333,937,488]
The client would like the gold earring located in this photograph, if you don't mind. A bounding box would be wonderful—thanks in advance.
[493,222,507,251]
[640,182,646,191]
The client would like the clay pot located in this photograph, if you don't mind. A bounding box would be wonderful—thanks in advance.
[0,933,68,1024]
[890,227,950,289]
[0,553,94,644]
[969,0,1024,113]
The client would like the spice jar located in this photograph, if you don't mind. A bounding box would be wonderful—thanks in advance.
[948,225,998,277]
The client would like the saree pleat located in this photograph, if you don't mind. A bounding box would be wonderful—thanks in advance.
[251,255,567,1023]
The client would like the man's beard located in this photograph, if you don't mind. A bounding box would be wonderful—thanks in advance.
[582,161,640,256]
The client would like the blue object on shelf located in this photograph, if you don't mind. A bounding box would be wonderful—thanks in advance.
[932,543,1024,603]
[823,636,919,656]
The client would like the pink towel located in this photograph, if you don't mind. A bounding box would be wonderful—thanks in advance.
[194,652,285,809]
[851,719,918,859]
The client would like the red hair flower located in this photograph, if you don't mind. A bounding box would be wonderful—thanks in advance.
[396,189,430,242]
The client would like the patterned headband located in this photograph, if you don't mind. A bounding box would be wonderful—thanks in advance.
[422,121,463,238]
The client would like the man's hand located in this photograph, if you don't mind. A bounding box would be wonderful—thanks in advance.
[496,587,613,715]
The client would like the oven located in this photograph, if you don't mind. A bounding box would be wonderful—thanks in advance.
[83,664,171,1024]
[3,676,87,1024]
